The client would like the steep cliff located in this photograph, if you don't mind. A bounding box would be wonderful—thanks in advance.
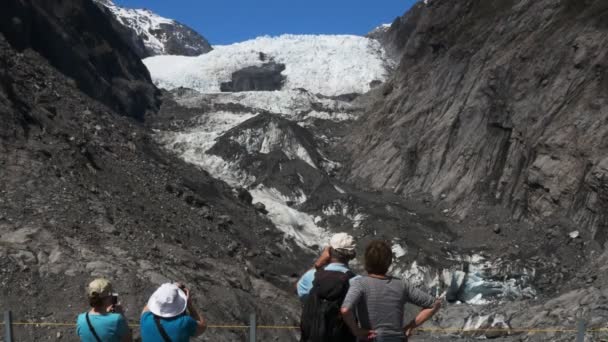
[347,0,608,245]
[0,0,160,120]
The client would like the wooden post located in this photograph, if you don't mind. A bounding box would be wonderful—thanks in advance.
[249,312,256,342]
[4,311,13,342]
[576,319,585,342]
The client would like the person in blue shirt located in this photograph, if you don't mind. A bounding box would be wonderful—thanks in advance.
[76,278,132,342]
[140,282,206,342]
[297,232,359,299]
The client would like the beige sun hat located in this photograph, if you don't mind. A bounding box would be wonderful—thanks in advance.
[147,283,188,318]
[87,278,114,298]
[329,232,356,251]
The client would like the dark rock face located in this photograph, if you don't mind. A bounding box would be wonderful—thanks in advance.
[0,2,308,341]
[158,21,213,56]
[347,0,608,243]
[95,3,149,59]
[0,0,160,121]
[94,0,212,57]
[221,62,286,92]
[366,3,427,61]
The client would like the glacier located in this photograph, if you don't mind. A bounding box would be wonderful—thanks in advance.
[143,34,395,96]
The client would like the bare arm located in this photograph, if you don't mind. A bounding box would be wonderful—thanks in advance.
[404,298,441,336]
[186,289,207,336]
[295,247,331,292]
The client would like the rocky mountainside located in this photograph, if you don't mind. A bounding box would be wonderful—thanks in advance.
[366,2,428,61]
[0,0,160,120]
[3,0,608,341]
[347,0,608,245]
[140,27,600,341]
[94,0,212,57]
[119,0,608,339]
[341,1,608,338]
[0,1,308,341]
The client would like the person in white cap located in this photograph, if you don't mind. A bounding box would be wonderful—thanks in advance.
[140,282,206,341]
[296,232,358,299]
[297,233,359,342]
[76,278,132,342]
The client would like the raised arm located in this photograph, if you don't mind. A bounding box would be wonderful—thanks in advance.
[295,247,332,295]
[185,288,207,336]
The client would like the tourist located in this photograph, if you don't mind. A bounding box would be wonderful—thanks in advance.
[341,240,441,341]
[76,278,132,342]
[298,232,360,342]
[140,282,206,341]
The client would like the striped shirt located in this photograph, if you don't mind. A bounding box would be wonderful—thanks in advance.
[341,276,435,338]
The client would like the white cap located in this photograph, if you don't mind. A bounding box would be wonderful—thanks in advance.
[147,283,188,318]
[329,233,355,251]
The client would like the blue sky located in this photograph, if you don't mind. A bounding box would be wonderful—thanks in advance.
[114,0,417,45]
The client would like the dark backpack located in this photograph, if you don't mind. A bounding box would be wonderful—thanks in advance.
[300,269,356,342]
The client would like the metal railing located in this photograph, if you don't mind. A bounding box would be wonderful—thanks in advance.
[1,310,598,342]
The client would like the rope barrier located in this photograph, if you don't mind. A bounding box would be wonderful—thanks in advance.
[1,321,606,333]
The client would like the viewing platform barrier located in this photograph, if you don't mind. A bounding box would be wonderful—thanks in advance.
[1,310,600,341]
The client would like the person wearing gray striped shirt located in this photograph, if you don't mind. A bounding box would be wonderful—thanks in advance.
[340,240,441,341]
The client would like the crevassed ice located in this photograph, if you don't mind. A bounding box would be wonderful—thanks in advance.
[159,110,331,249]
[172,91,355,122]
[322,201,368,228]
[158,111,259,186]
[143,34,395,96]
[393,255,536,305]
[251,185,329,249]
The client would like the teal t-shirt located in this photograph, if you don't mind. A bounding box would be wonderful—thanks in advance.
[140,311,197,342]
[76,312,129,342]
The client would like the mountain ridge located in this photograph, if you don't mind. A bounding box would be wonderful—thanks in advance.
[94,0,212,57]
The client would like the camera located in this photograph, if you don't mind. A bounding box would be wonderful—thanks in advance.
[111,294,118,305]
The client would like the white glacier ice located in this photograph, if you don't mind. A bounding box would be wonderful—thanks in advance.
[250,185,330,248]
[143,34,395,96]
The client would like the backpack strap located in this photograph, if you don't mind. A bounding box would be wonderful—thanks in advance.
[153,315,173,342]
[85,312,102,342]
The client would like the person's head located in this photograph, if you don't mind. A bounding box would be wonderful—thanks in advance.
[329,233,356,263]
[87,278,117,309]
[364,240,393,275]
[147,283,188,318]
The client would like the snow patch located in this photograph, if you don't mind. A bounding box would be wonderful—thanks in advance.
[250,185,329,248]
[305,111,355,122]
[322,201,367,228]
[99,1,174,55]
[391,243,407,258]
